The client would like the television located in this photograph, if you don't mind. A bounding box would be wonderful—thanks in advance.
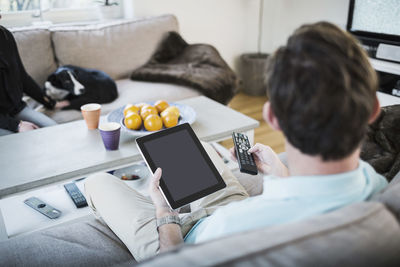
[347,0,400,64]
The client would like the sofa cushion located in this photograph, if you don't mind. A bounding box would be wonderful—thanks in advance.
[51,15,179,80]
[43,79,201,123]
[372,171,400,221]
[0,217,134,267]
[11,27,58,86]
[139,202,400,267]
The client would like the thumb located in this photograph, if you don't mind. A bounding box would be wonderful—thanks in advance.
[154,168,162,179]
[151,168,162,189]
[248,144,261,153]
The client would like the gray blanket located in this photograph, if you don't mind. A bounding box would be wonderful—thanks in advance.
[361,104,400,181]
[130,32,237,104]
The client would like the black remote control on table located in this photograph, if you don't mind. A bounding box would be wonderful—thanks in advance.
[232,132,258,175]
[64,182,88,208]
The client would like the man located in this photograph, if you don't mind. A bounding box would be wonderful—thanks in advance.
[84,22,387,261]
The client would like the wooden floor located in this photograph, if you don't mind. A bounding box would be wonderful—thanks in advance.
[219,93,286,153]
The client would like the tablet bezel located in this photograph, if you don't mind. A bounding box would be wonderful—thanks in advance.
[136,123,226,209]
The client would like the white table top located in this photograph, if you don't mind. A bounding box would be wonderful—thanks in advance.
[0,96,259,197]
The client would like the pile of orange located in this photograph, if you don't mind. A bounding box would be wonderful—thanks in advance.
[123,100,180,131]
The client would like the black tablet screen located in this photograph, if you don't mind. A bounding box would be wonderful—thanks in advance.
[143,129,219,201]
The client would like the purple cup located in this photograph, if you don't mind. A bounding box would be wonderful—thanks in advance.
[99,122,121,150]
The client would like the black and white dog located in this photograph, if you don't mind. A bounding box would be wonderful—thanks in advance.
[45,65,118,110]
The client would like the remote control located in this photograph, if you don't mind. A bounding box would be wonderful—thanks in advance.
[24,197,62,219]
[232,132,258,175]
[64,182,88,208]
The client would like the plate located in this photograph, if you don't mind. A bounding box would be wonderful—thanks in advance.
[106,102,196,137]
[112,163,151,196]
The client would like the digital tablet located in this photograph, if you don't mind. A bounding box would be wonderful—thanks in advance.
[136,123,226,209]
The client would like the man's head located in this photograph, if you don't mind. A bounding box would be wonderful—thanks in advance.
[264,22,379,161]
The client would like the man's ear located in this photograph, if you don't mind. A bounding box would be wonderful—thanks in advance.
[368,95,381,124]
[263,102,281,131]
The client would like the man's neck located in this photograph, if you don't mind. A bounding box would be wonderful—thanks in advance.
[285,141,360,176]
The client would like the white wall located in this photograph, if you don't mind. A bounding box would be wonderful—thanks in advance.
[129,0,260,70]
[261,0,350,53]
[127,0,352,69]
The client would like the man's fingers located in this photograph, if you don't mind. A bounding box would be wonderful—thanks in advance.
[151,168,162,190]
[229,147,237,161]
[254,158,271,174]
[154,168,162,179]
[248,144,262,153]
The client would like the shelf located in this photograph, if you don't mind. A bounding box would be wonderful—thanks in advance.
[370,58,400,75]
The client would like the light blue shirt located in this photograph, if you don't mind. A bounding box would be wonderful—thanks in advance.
[184,160,388,244]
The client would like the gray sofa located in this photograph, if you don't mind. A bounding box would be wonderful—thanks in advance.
[1,166,399,266]
[11,15,201,124]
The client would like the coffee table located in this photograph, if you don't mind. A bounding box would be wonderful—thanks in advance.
[0,96,259,239]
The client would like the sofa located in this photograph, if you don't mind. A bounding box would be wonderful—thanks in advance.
[0,154,399,266]
[11,15,202,124]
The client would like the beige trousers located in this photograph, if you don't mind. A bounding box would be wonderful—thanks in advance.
[84,142,249,261]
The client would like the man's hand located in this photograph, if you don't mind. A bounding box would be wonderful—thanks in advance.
[18,121,39,132]
[148,168,183,252]
[55,100,70,109]
[149,168,172,217]
[230,143,289,177]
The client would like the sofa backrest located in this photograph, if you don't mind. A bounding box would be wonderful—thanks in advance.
[10,15,179,86]
[139,201,400,266]
[11,27,58,87]
[50,15,179,80]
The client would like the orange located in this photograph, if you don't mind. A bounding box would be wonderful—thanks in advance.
[125,110,136,118]
[144,114,163,131]
[140,104,153,113]
[162,113,178,128]
[160,110,175,118]
[161,106,180,118]
[140,106,158,120]
[154,100,169,113]
[124,113,142,130]
[135,102,147,111]
[123,104,139,116]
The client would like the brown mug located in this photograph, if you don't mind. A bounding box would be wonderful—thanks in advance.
[81,103,101,130]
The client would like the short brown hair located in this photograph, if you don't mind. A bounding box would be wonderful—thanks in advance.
[266,22,378,160]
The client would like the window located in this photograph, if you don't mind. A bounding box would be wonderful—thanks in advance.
[0,0,122,27]
[3,0,94,12]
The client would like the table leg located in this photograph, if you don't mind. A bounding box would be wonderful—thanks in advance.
[244,129,255,145]
[0,208,8,241]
